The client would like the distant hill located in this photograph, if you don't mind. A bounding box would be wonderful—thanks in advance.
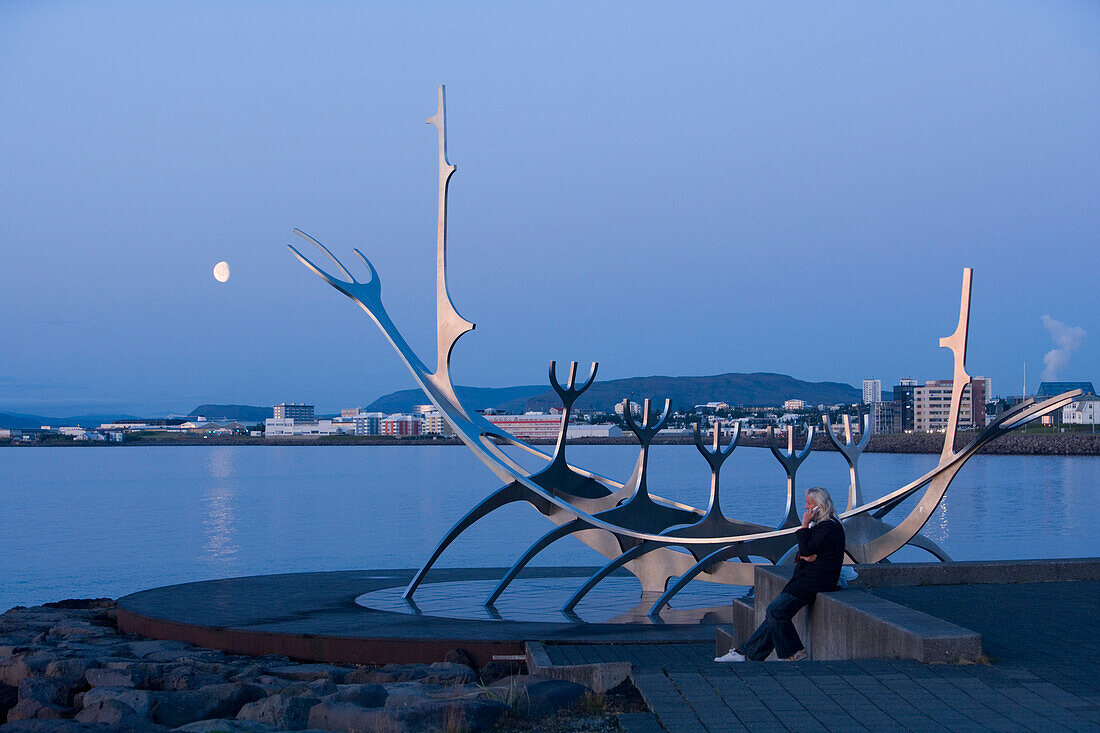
[523,373,860,412]
[188,405,273,422]
[365,385,546,414]
[364,373,859,415]
[0,412,142,429]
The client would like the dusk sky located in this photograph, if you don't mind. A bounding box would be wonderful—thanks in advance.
[2,1,1097,417]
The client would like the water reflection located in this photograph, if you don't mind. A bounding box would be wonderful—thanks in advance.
[201,448,239,566]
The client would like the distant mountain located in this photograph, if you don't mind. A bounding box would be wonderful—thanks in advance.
[0,412,142,429]
[523,373,860,412]
[188,405,273,422]
[364,385,547,414]
[364,373,860,416]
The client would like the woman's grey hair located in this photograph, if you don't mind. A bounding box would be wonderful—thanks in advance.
[805,486,837,521]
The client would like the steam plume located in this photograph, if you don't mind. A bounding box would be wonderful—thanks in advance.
[1040,315,1086,381]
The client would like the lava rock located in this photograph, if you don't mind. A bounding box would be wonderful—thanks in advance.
[443,649,477,670]
[309,698,507,733]
[175,720,282,732]
[42,660,98,686]
[4,697,73,722]
[476,659,526,685]
[73,699,167,731]
[150,682,264,728]
[326,683,387,708]
[160,665,227,691]
[18,678,76,708]
[126,640,192,659]
[262,665,349,684]
[0,721,121,732]
[489,674,591,718]
[0,653,62,687]
[81,686,156,718]
[278,679,336,698]
[1,682,18,720]
[235,692,318,730]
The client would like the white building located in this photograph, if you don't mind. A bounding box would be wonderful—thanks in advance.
[265,418,337,437]
[914,378,987,432]
[382,414,423,437]
[567,423,623,438]
[862,379,882,405]
[351,412,386,436]
[1063,395,1100,425]
[420,411,455,436]
[782,399,806,411]
[614,401,642,417]
[274,403,314,420]
[484,413,563,440]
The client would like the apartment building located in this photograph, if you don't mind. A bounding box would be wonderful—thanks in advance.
[914,378,987,431]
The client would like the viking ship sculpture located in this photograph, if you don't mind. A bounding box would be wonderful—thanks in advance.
[290,87,1080,618]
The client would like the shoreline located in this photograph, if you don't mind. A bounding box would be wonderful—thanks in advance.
[6,432,1100,455]
[0,599,633,731]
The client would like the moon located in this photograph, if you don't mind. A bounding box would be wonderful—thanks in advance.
[213,261,230,283]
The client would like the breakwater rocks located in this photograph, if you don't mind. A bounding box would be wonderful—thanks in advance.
[0,600,627,733]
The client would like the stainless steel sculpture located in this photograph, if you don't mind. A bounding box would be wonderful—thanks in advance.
[290,87,1082,618]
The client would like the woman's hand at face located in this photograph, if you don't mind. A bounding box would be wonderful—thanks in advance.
[801,506,817,528]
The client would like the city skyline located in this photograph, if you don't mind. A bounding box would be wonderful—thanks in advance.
[2,2,1097,417]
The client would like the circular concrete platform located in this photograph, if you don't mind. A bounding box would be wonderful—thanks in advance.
[117,567,731,667]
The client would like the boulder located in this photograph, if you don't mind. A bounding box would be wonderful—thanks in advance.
[175,719,280,732]
[0,653,62,687]
[126,640,192,659]
[229,665,264,683]
[18,678,76,708]
[4,697,73,722]
[278,679,335,698]
[73,699,168,731]
[1,682,17,720]
[262,665,349,683]
[443,649,477,670]
[308,698,507,733]
[84,668,142,689]
[477,659,525,685]
[43,660,98,685]
[81,686,156,718]
[151,683,264,728]
[159,666,227,691]
[350,662,475,685]
[327,683,386,708]
[488,675,590,719]
[235,693,317,730]
[0,721,121,732]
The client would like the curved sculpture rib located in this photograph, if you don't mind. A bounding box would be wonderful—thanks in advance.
[768,425,816,529]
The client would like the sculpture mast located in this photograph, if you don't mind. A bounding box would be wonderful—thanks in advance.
[426,85,475,399]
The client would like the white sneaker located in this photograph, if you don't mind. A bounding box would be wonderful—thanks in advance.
[714,649,746,662]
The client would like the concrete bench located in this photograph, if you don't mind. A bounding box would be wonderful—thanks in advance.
[717,566,981,663]
[716,558,1099,663]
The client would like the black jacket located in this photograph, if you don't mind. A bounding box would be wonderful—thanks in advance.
[783,515,846,600]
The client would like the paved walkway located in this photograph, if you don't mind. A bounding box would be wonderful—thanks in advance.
[546,581,1100,732]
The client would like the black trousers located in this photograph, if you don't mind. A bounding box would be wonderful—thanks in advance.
[738,591,809,660]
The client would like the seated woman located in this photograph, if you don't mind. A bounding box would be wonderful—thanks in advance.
[716,487,846,662]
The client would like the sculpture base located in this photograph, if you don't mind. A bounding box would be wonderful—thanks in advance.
[117,567,736,667]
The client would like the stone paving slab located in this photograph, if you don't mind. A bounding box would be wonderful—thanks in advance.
[544,580,1100,731]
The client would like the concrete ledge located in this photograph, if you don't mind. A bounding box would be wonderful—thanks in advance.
[525,641,631,693]
[724,565,981,662]
[847,558,1100,587]
[811,588,981,663]
[720,559,1098,662]
[715,596,754,657]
